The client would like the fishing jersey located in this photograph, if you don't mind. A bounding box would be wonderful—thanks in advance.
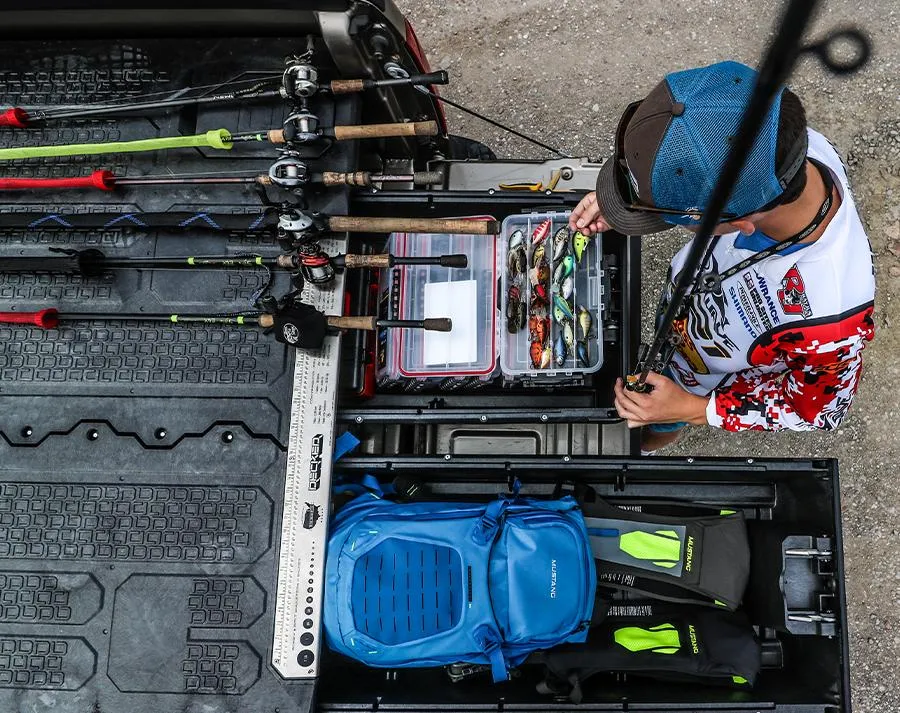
[663,128,875,432]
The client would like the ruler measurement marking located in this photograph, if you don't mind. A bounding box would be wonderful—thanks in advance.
[272,236,345,678]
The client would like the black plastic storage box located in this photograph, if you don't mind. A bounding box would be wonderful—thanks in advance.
[0,2,851,713]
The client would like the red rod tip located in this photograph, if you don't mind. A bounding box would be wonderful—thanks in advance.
[0,108,29,128]
[35,309,60,329]
[94,170,117,191]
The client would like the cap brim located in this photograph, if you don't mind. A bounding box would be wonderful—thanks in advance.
[595,158,671,235]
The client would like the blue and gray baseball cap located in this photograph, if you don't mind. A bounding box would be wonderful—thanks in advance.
[596,60,808,234]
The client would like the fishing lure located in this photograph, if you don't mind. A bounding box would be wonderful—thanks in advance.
[530,340,544,368]
[552,227,569,261]
[541,343,553,369]
[577,305,592,340]
[553,293,574,322]
[529,315,550,345]
[576,341,590,367]
[559,274,574,301]
[531,219,551,245]
[509,229,525,251]
[529,261,551,287]
[554,331,567,367]
[531,243,545,267]
[573,230,592,263]
[507,246,526,280]
[553,255,575,286]
[563,319,575,351]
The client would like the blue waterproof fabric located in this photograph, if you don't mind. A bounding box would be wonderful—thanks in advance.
[324,494,596,681]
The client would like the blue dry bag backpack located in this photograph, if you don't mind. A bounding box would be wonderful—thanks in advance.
[324,493,596,681]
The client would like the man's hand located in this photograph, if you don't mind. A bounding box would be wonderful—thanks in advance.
[614,372,710,428]
[568,191,610,235]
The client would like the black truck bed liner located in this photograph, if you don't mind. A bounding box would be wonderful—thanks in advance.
[0,8,851,713]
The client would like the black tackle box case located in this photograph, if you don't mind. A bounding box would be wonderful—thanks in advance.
[0,3,851,713]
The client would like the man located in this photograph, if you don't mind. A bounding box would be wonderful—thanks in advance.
[569,61,875,453]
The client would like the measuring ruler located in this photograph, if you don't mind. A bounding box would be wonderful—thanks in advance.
[272,235,345,679]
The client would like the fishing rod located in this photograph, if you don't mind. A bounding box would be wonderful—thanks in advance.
[0,303,452,351]
[0,120,439,162]
[0,247,468,288]
[0,167,445,193]
[628,1,870,391]
[0,48,448,129]
[0,211,500,247]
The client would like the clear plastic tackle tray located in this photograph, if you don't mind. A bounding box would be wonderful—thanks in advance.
[499,211,604,380]
[376,230,498,390]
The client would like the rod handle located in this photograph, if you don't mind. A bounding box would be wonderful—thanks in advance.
[327,216,499,235]
[327,315,378,331]
[0,308,59,328]
[423,318,452,332]
[320,171,372,187]
[410,70,449,86]
[0,108,29,128]
[329,78,367,94]
[339,253,392,269]
[258,314,275,328]
[332,120,438,141]
[0,170,115,192]
[267,129,287,144]
[440,254,468,268]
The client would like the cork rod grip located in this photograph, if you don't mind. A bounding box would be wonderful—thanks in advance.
[258,314,275,328]
[327,216,499,235]
[329,79,367,94]
[332,120,438,141]
[327,315,378,331]
[340,254,392,269]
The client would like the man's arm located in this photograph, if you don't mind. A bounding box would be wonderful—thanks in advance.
[708,303,875,431]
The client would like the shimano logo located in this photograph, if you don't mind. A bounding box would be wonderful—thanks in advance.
[688,624,699,654]
[684,536,695,572]
[308,433,324,491]
[550,559,558,599]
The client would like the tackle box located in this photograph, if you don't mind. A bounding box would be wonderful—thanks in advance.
[376,229,499,391]
[0,3,855,713]
[500,211,604,381]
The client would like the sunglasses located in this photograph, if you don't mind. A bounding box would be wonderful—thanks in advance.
[613,100,739,224]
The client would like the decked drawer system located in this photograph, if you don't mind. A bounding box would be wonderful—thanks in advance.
[0,3,850,713]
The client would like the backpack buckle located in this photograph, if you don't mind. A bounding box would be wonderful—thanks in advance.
[446,663,491,683]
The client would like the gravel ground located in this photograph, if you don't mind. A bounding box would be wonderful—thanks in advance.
[399,1,899,710]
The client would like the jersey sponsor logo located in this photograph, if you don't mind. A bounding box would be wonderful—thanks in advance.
[778,264,812,318]
[729,284,761,338]
[671,316,710,374]
[753,270,781,325]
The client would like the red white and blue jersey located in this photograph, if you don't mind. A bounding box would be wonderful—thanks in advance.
[663,129,875,431]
